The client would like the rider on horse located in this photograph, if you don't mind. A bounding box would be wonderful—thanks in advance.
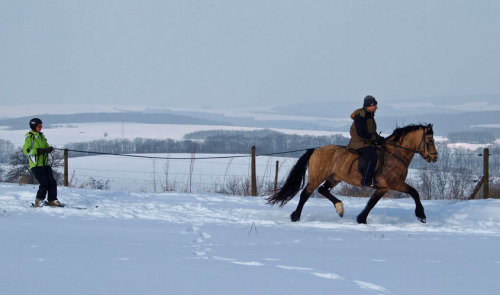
[347,95,385,188]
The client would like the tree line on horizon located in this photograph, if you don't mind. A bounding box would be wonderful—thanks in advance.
[63,129,350,157]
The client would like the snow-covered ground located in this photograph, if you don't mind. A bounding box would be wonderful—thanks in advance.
[1,182,499,295]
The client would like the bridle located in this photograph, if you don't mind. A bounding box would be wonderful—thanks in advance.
[417,129,438,162]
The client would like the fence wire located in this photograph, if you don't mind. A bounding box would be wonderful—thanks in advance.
[54,145,499,199]
[2,142,497,198]
[60,148,299,195]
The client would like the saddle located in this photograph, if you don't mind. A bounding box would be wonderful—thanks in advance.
[347,148,384,175]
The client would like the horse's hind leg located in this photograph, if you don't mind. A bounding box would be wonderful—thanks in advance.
[357,189,387,224]
[290,184,314,222]
[318,180,344,217]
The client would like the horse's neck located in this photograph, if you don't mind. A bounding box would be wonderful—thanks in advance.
[388,134,420,162]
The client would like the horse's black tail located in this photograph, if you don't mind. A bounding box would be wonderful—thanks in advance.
[266,148,315,207]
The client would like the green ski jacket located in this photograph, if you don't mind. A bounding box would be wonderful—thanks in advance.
[23,131,51,169]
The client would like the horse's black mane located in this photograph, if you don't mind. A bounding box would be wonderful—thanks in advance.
[387,124,431,142]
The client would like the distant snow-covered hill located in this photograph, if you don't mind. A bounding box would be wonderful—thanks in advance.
[1,96,499,138]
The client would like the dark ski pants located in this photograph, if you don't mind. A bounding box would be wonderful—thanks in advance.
[357,146,379,183]
[31,166,58,201]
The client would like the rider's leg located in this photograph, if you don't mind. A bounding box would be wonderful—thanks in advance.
[357,146,378,187]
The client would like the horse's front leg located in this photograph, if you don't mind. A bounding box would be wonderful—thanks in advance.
[404,184,426,223]
[291,185,313,222]
[357,189,387,224]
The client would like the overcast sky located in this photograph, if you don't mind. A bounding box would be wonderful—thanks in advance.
[1,0,499,109]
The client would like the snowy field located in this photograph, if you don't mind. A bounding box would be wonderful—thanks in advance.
[0,122,350,147]
[0,121,349,193]
[1,117,498,294]
[66,153,302,193]
[1,182,499,295]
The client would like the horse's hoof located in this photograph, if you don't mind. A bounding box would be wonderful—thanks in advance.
[357,215,367,224]
[290,212,300,222]
[335,202,344,218]
[416,210,426,223]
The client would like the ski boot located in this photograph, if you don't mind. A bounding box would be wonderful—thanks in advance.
[46,200,65,207]
[34,198,44,207]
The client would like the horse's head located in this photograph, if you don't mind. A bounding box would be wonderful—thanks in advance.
[418,124,438,163]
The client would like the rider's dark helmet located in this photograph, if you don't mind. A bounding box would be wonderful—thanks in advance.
[29,118,43,131]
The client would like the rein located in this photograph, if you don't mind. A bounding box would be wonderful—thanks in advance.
[385,142,418,153]
[381,146,410,167]
[383,128,437,165]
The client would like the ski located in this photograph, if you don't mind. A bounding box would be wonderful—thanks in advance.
[30,202,98,210]
[67,205,99,210]
[30,202,64,208]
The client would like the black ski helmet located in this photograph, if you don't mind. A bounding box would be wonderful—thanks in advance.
[29,118,43,130]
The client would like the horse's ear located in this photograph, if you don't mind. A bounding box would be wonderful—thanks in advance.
[426,124,434,135]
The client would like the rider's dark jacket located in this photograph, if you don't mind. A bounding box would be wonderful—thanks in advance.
[347,108,378,150]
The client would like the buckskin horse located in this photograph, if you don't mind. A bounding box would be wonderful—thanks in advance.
[266,124,438,224]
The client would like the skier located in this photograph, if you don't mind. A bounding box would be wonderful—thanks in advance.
[23,118,63,207]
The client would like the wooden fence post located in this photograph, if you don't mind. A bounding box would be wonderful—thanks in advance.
[468,177,485,200]
[468,148,489,200]
[64,149,69,187]
[484,148,489,199]
[274,160,279,194]
[251,146,257,196]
